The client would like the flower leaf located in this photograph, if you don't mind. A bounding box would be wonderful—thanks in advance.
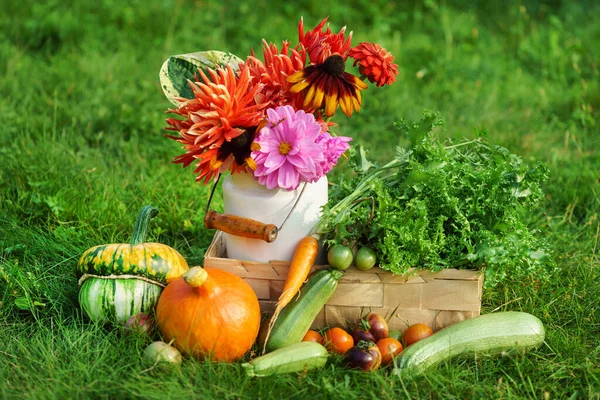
[349,145,375,174]
[159,51,243,105]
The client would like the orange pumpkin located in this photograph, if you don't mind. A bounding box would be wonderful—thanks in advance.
[156,266,260,362]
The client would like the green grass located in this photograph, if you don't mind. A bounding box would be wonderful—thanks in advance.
[1,0,599,398]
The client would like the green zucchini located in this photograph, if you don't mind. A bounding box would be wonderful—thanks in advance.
[242,342,328,377]
[394,311,545,377]
[265,268,342,352]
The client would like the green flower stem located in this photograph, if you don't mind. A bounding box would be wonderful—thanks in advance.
[311,158,406,236]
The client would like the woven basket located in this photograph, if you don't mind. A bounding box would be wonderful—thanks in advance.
[204,232,483,332]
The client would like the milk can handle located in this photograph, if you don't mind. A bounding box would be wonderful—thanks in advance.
[203,210,278,243]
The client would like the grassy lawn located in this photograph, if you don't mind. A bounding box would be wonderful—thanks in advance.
[1,0,599,398]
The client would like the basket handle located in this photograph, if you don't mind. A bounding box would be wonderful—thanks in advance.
[203,210,278,243]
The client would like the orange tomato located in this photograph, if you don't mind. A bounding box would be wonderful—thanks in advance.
[376,337,403,366]
[323,327,354,355]
[302,330,323,344]
[402,323,434,347]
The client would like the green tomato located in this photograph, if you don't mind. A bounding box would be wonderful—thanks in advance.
[355,247,377,271]
[388,329,403,342]
[327,244,353,270]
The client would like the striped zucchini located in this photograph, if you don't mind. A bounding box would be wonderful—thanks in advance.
[393,311,545,377]
[76,206,188,325]
[242,342,328,377]
[265,269,342,352]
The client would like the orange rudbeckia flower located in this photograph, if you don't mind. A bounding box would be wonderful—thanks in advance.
[287,54,368,117]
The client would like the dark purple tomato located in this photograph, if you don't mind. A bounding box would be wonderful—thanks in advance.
[345,340,382,372]
[366,313,389,341]
[352,329,376,344]
[352,318,376,343]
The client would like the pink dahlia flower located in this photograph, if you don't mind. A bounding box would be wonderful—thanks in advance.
[252,105,325,190]
[316,132,352,174]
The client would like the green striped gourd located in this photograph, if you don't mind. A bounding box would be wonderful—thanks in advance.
[76,206,188,324]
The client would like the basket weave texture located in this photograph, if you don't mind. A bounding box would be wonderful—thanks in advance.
[204,232,484,332]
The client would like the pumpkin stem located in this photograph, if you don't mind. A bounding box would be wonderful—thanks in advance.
[183,267,209,288]
[130,206,159,245]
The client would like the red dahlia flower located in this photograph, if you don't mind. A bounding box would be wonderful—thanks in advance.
[349,42,399,87]
[165,64,268,184]
[298,17,353,64]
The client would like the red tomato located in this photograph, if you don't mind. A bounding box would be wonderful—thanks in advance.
[402,323,434,347]
[376,337,403,366]
[302,330,323,344]
[323,327,354,355]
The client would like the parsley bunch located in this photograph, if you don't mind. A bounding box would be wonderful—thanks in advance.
[313,111,553,287]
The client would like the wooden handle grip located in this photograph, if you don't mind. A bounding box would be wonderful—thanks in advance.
[203,210,278,243]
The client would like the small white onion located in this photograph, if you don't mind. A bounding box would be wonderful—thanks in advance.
[142,341,182,365]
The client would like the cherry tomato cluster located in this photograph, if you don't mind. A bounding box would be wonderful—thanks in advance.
[301,314,435,372]
[302,313,433,371]
[327,244,377,271]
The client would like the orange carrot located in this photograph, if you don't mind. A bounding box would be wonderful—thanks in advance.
[204,210,278,242]
[276,235,319,308]
[262,234,320,353]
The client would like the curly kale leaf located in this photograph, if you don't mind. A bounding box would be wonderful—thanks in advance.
[322,112,553,287]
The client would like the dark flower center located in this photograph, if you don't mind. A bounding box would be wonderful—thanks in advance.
[219,128,256,165]
[230,130,251,148]
[323,55,345,77]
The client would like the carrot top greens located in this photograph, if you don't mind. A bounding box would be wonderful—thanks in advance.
[314,111,553,287]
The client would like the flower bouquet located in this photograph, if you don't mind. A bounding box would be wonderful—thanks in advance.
[160,17,398,261]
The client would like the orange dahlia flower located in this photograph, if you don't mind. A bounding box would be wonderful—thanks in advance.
[245,40,307,111]
[349,42,399,87]
[165,64,268,184]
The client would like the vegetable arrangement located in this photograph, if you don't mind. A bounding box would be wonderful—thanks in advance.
[71,121,551,376]
[73,206,546,378]
[59,8,554,383]
[315,111,552,287]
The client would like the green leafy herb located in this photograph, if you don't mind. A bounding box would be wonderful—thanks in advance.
[313,111,553,287]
